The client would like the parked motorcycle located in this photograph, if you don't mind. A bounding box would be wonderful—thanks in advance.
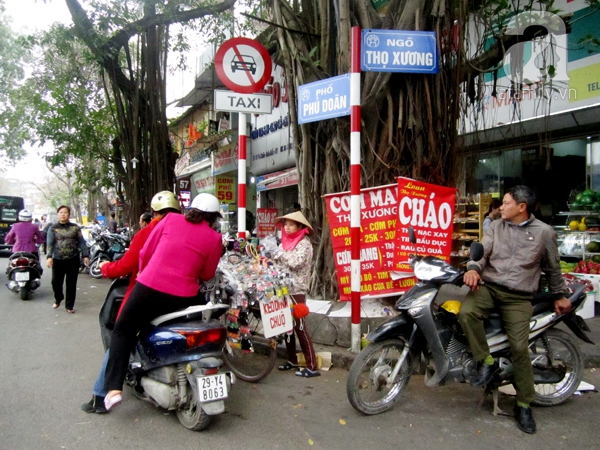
[346,229,593,416]
[99,278,233,431]
[5,251,43,300]
[88,232,129,278]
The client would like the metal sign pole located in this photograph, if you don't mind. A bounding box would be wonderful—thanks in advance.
[237,112,247,238]
[350,26,362,353]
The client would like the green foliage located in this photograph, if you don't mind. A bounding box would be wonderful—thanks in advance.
[0,0,34,161]
[17,23,116,194]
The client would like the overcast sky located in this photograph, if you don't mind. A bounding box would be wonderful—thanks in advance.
[3,0,197,181]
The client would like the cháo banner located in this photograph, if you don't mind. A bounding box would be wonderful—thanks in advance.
[392,177,456,275]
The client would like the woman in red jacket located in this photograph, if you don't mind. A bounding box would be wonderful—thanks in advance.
[81,191,180,414]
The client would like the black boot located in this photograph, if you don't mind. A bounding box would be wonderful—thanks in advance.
[514,404,536,434]
[81,395,108,414]
[472,360,499,387]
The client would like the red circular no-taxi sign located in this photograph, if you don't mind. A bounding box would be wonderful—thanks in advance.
[215,37,272,94]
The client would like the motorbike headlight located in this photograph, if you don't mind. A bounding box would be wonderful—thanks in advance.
[404,290,437,316]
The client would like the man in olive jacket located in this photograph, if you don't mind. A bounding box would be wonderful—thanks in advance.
[458,185,572,434]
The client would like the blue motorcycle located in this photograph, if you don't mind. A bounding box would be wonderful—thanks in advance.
[99,278,234,431]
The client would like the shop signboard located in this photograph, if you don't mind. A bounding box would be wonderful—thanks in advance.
[256,208,278,238]
[174,151,191,176]
[391,177,456,276]
[192,168,215,195]
[215,176,236,204]
[324,184,417,301]
[250,65,295,177]
[462,1,600,133]
[212,142,238,176]
[255,168,298,192]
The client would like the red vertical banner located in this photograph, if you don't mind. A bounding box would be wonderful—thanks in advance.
[256,208,278,238]
[392,177,456,274]
[324,184,417,301]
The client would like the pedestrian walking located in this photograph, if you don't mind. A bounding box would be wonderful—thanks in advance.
[46,206,89,313]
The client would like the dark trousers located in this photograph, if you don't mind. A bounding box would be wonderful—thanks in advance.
[104,282,198,392]
[51,256,81,310]
[458,283,535,405]
[285,294,318,371]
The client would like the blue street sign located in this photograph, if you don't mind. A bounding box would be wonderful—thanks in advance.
[361,29,439,74]
[297,74,351,124]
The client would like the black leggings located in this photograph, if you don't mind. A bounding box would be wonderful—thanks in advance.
[104,282,199,392]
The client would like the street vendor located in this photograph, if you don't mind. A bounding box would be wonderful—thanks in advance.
[264,211,320,378]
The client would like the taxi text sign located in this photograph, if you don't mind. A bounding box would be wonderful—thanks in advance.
[392,178,456,275]
[297,74,351,124]
[324,184,417,301]
[361,30,439,73]
[214,90,273,114]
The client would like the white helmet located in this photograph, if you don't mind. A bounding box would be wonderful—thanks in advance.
[18,209,33,221]
[151,191,180,212]
[191,193,222,216]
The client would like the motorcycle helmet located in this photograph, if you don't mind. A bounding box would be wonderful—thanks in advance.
[151,191,180,212]
[18,209,33,221]
[191,193,222,217]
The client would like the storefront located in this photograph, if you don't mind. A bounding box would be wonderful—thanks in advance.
[461,0,600,220]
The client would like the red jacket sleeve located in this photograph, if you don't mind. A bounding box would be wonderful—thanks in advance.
[101,226,151,279]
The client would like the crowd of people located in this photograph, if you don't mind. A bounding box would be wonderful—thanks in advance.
[4,185,568,434]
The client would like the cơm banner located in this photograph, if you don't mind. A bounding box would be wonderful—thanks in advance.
[324,184,417,301]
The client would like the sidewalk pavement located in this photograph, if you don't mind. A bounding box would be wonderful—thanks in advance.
[298,297,600,371]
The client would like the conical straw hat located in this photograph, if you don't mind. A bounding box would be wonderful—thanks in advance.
[275,211,314,234]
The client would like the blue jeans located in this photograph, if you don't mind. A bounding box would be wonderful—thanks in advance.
[93,350,109,397]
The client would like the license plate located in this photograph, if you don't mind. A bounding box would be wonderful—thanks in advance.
[15,272,29,281]
[197,374,228,402]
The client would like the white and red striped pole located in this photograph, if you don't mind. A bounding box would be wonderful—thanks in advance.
[237,112,247,239]
[350,26,362,353]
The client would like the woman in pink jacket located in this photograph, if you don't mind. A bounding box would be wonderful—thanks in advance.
[4,209,45,259]
[103,193,224,411]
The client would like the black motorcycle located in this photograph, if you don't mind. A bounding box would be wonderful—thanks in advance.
[5,252,43,300]
[346,232,593,416]
[88,232,129,278]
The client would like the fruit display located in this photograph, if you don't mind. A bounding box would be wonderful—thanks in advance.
[560,260,578,273]
[570,189,600,211]
[572,259,600,274]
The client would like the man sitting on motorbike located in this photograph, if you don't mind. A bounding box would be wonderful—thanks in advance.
[458,185,572,434]
[4,209,45,263]
[81,191,181,414]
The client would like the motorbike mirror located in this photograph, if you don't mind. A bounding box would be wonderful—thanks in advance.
[408,226,416,245]
[470,242,484,261]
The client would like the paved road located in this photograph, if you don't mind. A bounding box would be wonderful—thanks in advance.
[1,253,599,450]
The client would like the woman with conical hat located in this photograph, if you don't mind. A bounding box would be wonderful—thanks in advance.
[270,210,320,378]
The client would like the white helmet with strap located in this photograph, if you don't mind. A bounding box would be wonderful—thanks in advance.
[191,193,222,216]
[18,209,33,221]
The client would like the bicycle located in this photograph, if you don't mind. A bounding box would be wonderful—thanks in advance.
[212,255,294,383]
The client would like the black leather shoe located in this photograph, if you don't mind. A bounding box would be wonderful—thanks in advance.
[514,405,536,434]
[472,360,499,387]
[81,395,108,414]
